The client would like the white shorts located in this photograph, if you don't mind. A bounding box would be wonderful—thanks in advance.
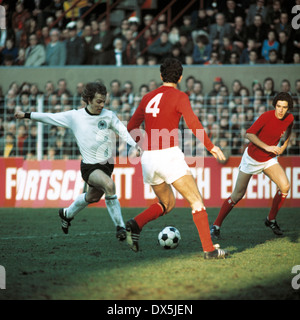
[239,147,278,175]
[141,146,190,185]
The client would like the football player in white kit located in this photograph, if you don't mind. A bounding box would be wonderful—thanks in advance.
[15,82,141,241]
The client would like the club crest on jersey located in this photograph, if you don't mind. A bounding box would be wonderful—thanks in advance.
[98,120,107,130]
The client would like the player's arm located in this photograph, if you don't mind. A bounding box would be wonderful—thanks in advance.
[111,113,142,157]
[278,123,293,155]
[15,110,71,128]
[246,133,281,155]
[246,112,280,155]
[127,101,145,146]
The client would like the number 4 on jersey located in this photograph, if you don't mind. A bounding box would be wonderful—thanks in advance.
[145,93,163,117]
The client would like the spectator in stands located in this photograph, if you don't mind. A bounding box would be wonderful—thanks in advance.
[0,132,17,157]
[246,0,269,26]
[136,55,146,65]
[177,33,194,57]
[43,81,55,106]
[11,1,31,47]
[208,77,223,98]
[231,16,247,55]
[39,26,51,47]
[268,49,279,64]
[180,15,194,36]
[228,51,239,64]
[223,0,245,26]
[248,49,259,65]
[24,34,46,66]
[109,79,122,102]
[148,31,172,63]
[81,24,94,65]
[261,30,279,62]
[15,47,25,66]
[65,21,85,65]
[189,80,204,102]
[240,38,257,64]
[274,12,292,39]
[185,76,195,97]
[16,123,27,156]
[168,44,185,64]
[29,83,43,106]
[147,55,158,65]
[218,36,234,64]
[293,52,300,64]
[247,14,268,57]
[266,0,282,29]
[277,31,293,64]
[23,124,37,159]
[168,26,180,45]
[193,8,210,32]
[120,81,135,106]
[263,77,277,99]
[55,79,72,97]
[280,79,293,95]
[123,29,139,65]
[208,13,233,50]
[128,16,140,38]
[204,50,222,65]
[46,29,66,66]
[192,34,212,64]
[72,82,84,107]
[90,20,113,65]
[63,0,81,23]
[1,38,18,65]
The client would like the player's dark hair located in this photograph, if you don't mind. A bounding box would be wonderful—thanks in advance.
[160,58,183,84]
[272,92,294,110]
[81,82,107,104]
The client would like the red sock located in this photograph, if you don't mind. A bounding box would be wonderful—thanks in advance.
[268,190,287,221]
[135,203,164,230]
[214,197,236,227]
[192,209,215,252]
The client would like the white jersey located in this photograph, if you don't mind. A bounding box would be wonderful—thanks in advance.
[31,108,137,164]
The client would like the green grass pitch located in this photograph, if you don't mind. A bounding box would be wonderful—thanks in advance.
[0,207,299,300]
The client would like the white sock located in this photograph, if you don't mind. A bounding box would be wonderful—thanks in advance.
[66,193,89,219]
[105,195,125,228]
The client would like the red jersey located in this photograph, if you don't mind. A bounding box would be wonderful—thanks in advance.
[246,110,294,162]
[127,86,214,151]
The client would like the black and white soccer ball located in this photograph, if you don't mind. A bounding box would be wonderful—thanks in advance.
[158,226,181,249]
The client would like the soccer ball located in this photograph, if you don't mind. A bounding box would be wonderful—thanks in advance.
[158,226,181,249]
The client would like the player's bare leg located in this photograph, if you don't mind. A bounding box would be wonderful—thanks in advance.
[88,169,126,240]
[263,163,290,235]
[230,170,253,204]
[211,170,252,239]
[172,173,228,259]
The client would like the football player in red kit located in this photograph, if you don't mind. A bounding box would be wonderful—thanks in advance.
[211,92,294,239]
[126,58,228,259]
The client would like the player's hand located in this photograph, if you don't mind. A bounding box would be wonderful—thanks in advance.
[265,145,281,155]
[210,145,226,162]
[135,145,143,157]
[15,111,25,119]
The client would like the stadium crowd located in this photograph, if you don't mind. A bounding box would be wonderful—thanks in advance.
[0,0,300,66]
[0,0,299,159]
[0,75,299,159]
